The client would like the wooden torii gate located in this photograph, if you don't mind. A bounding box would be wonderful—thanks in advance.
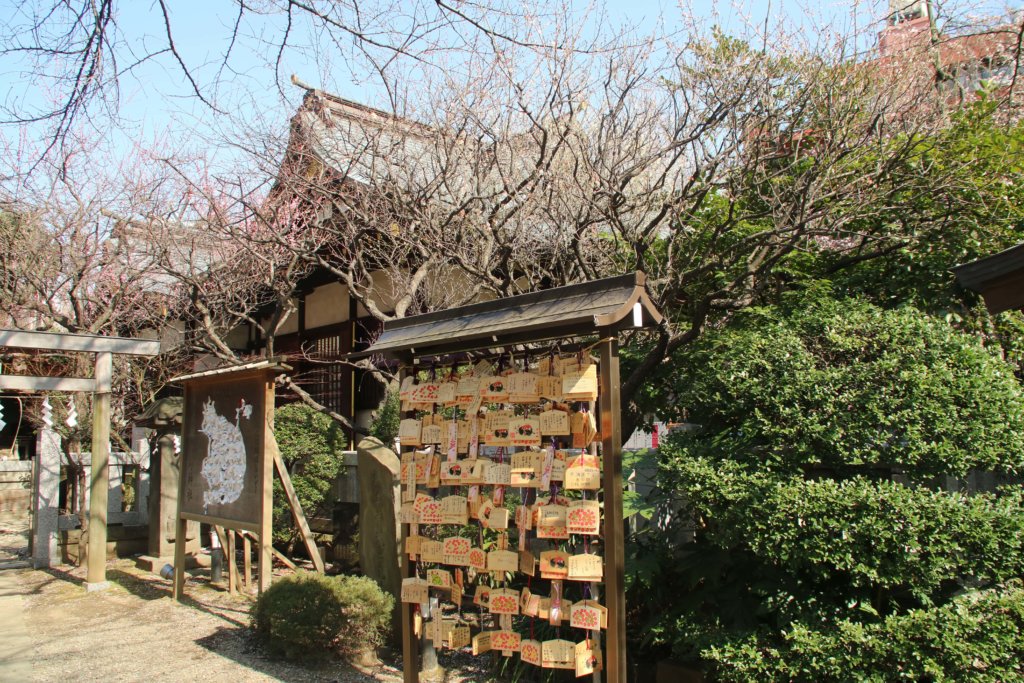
[0,329,160,590]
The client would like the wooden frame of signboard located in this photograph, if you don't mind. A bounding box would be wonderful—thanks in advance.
[350,272,663,683]
[171,359,324,601]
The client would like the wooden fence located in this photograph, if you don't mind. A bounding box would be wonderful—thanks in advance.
[0,460,32,513]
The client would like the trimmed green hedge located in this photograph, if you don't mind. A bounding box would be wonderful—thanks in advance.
[252,573,393,660]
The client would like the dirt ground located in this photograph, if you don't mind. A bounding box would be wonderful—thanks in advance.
[0,512,493,683]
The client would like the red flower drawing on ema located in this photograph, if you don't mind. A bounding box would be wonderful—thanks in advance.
[568,508,598,531]
[573,609,600,629]
[491,595,518,613]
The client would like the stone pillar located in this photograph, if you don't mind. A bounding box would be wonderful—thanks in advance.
[356,437,402,641]
[32,428,61,568]
[137,430,198,571]
[131,427,151,525]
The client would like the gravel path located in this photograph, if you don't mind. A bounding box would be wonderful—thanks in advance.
[3,558,408,683]
[0,553,499,682]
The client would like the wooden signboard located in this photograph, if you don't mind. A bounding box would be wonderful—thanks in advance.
[173,361,323,601]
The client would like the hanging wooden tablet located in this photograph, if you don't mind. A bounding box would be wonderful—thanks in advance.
[442,536,471,565]
[468,547,487,571]
[419,498,443,525]
[441,495,469,525]
[402,456,417,504]
[507,372,539,404]
[399,502,417,524]
[421,422,443,445]
[456,374,480,400]
[410,382,441,405]
[562,366,597,402]
[567,553,603,582]
[536,375,562,402]
[483,410,512,446]
[567,500,601,535]
[427,568,452,589]
[480,376,509,402]
[491,630,522,653]
[473,585,491,608]
[472,631,492,656]
[541,639,576,670]
[551,449,567,482]
[570,600,608,630]
[487,549,518,573]
[461,459,488,485]
[523,590,541,617]
[449,623,471,650]
[437,381,457,405]
[399,375,415,401]
[478,500,509,529]
[488,588,520,615]
[427,452,441,488]
[456,419,472,453]
[405,534,422,558]
[413,448,434,484]
[540,550,570,579]
[519,548,536,576]
[564,453,601,490]
[521,638,542,666]
[484,461,512,486]
[514,504,533,530]
[401,577,429,604]
[540,442,556,489]
[537,504,567,528]
[510,451,541,487]
[576,640,603,676]
[510,416,542,447]
[473,359,494,376]
[533,495,569,523]
[440,460,464,485]
[539,408,570,436]
[520,586,533,612]
[449,582,462,606]
[420,540,443,564]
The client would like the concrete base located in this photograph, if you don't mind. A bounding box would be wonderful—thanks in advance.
[0,560,31,571]
[85,581,111,592]
[135,554,207,574]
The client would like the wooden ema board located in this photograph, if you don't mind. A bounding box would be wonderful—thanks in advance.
[397,348,624,683]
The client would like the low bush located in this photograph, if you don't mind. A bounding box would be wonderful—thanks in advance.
[252,573,394,661]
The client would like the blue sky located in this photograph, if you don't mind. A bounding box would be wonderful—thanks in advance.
[0,0,1017,179]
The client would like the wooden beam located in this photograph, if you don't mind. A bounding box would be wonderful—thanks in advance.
[0,329,160,356]
[599,336,626,683]
[243,534,252,591]
[0,376,95,392]
[86,352,112,590]
[270,434,326,574]
[399,366,418,683]
[239,529,298,571]
[226,530,237,595]
[258,377,275,592]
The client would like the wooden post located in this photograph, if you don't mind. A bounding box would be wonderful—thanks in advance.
[599,336,626,683]
[399,366,418,683]
[86,351,112,590]
[172,516,187,601]
[243,534,252,590]
[226,530,237,595]
[258,376,275,592]
[270,435,326,573]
